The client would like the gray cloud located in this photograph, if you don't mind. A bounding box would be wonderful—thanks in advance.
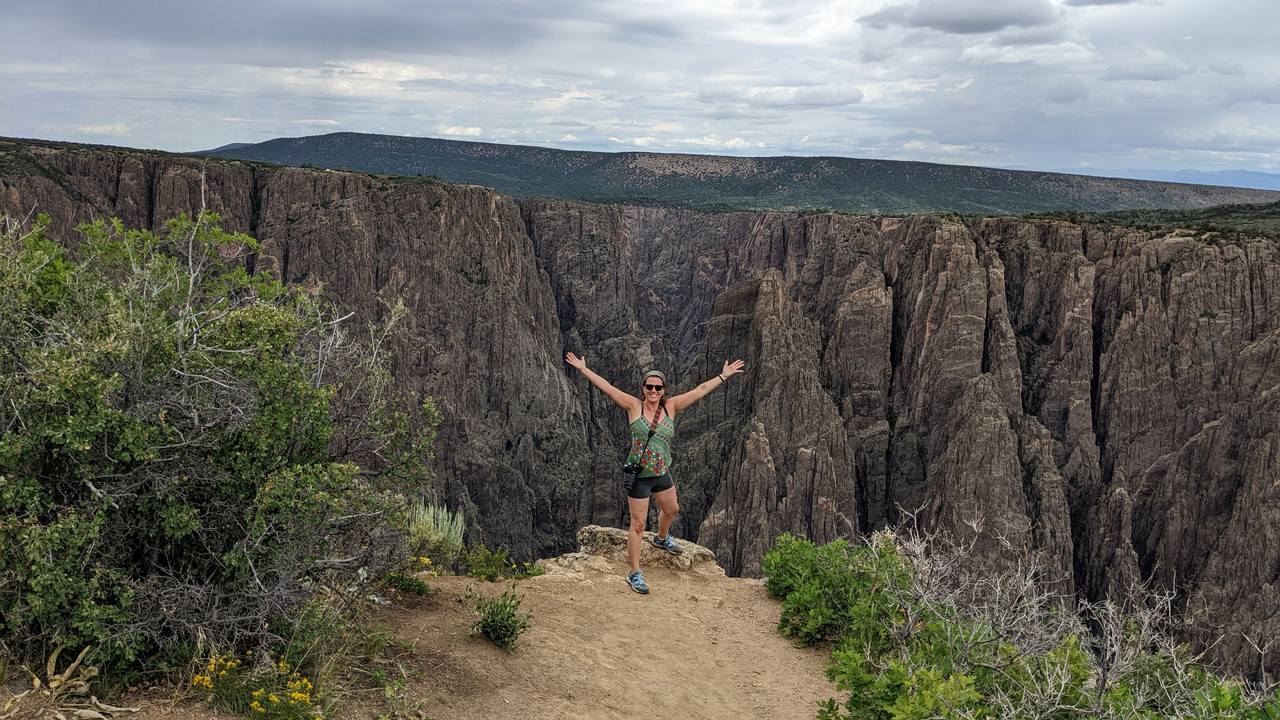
[5,0,582,64]
[910,0,1059,34]
[1244,86,1280,105]
[701,106,792,123]
[702,85,864,110]
[859,4,911,30]
[1063,0,1144,6]
[608,18,688,42]
[861,0,1059,35]
[1102,64,1189,82]
[991,25,1073,46]
[1208,62,1246,76]
[1045,77,1091,104]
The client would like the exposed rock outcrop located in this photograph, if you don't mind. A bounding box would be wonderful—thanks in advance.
[541,524,719,574]
[3,140,1279,678]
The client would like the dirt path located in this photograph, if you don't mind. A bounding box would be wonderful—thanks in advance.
[125,530,836,720]
[388,560,834,720]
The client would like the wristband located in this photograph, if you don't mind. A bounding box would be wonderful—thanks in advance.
[718,374,726,382]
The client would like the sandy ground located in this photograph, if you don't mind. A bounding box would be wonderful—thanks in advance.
[26,537,836,720]
[384,560,835,720]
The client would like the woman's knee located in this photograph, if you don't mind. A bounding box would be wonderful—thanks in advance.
[655,492,679,517]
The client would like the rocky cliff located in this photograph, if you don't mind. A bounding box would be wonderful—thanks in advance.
[3,139,1277,677]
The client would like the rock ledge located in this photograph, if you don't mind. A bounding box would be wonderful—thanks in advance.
[537,524,722,576]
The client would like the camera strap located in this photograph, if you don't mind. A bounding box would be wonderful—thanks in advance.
[633,404,664,464]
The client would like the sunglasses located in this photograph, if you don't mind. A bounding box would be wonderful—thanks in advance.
[644,384,665,391]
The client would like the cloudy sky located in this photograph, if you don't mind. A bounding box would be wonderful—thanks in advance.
[2,0,1278,177]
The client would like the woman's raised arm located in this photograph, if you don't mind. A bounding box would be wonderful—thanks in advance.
[566,352,641,413]
[667,359,745,414]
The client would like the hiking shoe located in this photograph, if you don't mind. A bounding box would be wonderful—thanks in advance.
[627,570,649,594]
[651,533,684,555]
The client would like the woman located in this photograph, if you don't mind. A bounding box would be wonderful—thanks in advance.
[565,352,746,594]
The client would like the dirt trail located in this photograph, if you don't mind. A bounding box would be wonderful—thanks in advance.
[387,561,834,720]
[128,535,836,720]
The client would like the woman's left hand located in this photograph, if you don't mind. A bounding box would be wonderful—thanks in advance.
[722,359,745,378]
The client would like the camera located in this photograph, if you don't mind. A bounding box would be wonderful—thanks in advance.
[620,462,640,491]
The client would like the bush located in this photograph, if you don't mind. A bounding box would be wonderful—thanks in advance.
[384,572,432,597]
[458,542,544,582]
[407,501,464,569]
[765,531,1280,720]
[0,213,437,672]
[458,543,513,582]
[762,533,909,647]
[468,584,531,653]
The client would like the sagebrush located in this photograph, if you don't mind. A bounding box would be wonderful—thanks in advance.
[407,501,464,569]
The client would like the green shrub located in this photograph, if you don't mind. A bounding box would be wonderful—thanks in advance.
[468,584,531,653]
[384,572,432,597]
[458,542,545,582]
[407,501,464,569]
[459,543,512,582]
[0,213,437,672]
[766,531,1279,720]
[762,533,908,647]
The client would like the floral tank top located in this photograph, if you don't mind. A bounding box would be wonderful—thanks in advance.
[627,407,675,477]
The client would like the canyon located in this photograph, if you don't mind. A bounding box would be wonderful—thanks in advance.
[2,139,1277,677]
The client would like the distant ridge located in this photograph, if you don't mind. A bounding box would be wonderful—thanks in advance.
[1109,168,1280,192]
[199,132,1280,215]
[200,142,253,153]
[1026,166,1280,193]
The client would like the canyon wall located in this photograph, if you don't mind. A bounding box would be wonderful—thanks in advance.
[3,141,1277,676]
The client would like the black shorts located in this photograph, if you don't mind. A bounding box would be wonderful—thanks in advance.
[627,472,674,499]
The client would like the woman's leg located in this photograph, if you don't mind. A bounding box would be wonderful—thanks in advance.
[652,485,679,540]
[626,494,650,572]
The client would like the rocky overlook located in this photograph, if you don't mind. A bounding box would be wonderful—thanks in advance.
[2,139,1277,678]
[116,525,833,720]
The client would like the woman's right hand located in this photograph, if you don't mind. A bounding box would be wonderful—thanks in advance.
[565,351,587,371]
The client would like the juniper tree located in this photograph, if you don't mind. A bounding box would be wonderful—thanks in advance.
[0,212,436,670]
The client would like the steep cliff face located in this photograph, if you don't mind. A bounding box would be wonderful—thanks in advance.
[3,141,1278,677]
[611,210,1072,580]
